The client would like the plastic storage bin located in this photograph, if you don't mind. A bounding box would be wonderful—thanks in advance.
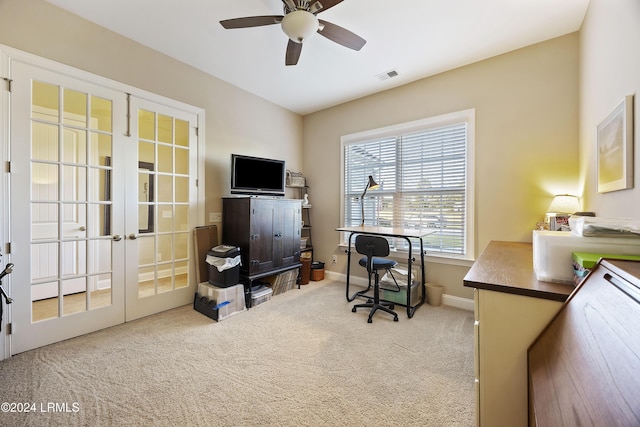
[250,287,273,307]
[207,244,240,287]
[194,283,246,321]
[532,230,640,284]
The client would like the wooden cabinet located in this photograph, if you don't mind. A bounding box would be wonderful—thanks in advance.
[528,259,640,426]
[464,241,574,427]
[222,197,301,278]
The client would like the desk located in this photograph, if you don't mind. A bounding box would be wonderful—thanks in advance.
[336,225,435,318]
[463,241,573,427]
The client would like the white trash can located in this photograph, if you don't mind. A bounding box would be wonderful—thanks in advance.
[425,283,444,306]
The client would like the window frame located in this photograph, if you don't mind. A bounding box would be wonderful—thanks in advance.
[340,109,475,261]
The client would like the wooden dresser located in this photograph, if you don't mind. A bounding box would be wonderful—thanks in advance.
[463,241,574,427]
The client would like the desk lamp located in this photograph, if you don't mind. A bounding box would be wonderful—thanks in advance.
[360,175,380,226]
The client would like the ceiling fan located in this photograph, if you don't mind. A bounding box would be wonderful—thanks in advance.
[220,0,366,66]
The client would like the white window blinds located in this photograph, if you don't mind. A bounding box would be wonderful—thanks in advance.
[342,112,473,258]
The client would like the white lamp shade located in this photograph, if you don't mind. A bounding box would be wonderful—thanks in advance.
[281,10,319,43]
[548,194,580,214]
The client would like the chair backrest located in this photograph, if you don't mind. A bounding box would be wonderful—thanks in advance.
[355,235,390,261]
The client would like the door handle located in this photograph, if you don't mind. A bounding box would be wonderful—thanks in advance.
[78,226,86,231]
[113,235,122,241]
[128,233,138,240]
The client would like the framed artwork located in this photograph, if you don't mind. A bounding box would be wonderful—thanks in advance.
[597,94,634,193]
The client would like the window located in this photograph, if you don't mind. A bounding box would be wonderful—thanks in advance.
[341,110,475,259]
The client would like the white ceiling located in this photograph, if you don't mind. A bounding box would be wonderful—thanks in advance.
[43,0,590,115]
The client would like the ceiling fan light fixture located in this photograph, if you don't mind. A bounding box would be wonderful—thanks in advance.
[281,10,319,43]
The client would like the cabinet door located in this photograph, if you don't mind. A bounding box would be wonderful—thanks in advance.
[277,200,301,267]
[249,199,277,274]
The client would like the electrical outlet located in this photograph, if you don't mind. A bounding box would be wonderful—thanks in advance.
[209,212,222,222]
[332,255,338,264]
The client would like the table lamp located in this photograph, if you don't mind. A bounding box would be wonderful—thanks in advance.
[548,194,580,214]
[360,175,380,226]
[546,194,580,231]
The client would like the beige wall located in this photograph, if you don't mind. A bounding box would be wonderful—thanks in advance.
[0,0,304,221]
[579,0,640,217]
[303,34,580,299]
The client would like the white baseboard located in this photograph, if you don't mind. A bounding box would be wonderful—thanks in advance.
[325,270,474,312]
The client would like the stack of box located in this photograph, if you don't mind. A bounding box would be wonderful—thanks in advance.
[194,244,245,321]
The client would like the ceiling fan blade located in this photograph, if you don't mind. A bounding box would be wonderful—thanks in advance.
[310,0,344,14]
[282,0,297,11]
[285,40,303,66]
[317,20,366,51]
[220,15,283,29]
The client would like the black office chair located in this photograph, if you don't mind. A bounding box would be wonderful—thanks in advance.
[352,235,399,323]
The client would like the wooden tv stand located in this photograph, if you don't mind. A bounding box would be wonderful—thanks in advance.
[222,197,302,302]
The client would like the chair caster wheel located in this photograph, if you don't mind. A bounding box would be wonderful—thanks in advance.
[367,318,373,323]
[352,307,357,312]
[389,304,395,310]
[393,316,398,322]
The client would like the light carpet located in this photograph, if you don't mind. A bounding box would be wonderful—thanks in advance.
[0,280,475,426]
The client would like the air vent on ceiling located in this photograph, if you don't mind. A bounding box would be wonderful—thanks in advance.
[376,69,399,81]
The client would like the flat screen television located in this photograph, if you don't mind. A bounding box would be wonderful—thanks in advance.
[230,154,286,197]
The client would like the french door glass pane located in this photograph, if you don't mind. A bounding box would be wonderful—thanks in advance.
[32,81,59,121]
[90,96,112,132]
[32,122,59,161]
[63,88,87,125]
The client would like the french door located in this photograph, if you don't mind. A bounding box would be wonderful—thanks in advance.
[124,98,198,321]
[9,62,198,354]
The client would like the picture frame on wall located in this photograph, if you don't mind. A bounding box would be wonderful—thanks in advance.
[597,94,634,193]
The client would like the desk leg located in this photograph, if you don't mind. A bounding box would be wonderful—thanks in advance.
[345,231,371,302]
[406,238,413,317]
[345,232,354,301]
[420,237,426,306]
[405,237,427,318]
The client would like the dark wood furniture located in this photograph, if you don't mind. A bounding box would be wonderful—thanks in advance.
[222,197,302,298]
[463,241,574,427]
[528,259,640,426]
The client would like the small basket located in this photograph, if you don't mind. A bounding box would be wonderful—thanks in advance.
[286,170,306,187]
